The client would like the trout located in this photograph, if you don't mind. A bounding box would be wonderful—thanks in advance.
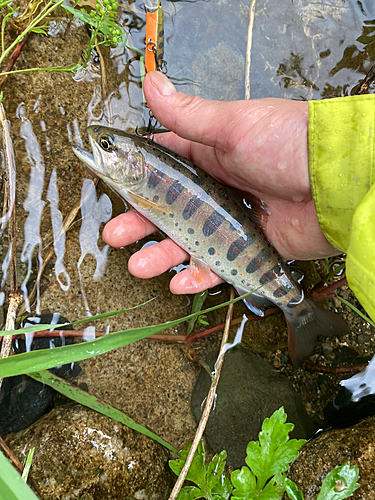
[73,125,349,364]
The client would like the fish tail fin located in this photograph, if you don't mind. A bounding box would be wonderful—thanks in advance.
[286,300,349,365]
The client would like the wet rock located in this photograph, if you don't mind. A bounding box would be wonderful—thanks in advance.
[6,404,172,500]
[191,346,315,469]
[286,416,375,499]
[324,386,375,429]
[0,314,79,436]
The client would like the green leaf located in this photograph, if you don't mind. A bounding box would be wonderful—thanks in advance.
[231,466,256,499]
[177,486,205,500]
[28,370,177,453]
[212,473,233,499]
[170,441,229,500]
[245,408,305,489]
[206,451,227,491]
[317,462,360,500]
[187,290,208,334]
[284,479,304,500]
[0,451,39,500]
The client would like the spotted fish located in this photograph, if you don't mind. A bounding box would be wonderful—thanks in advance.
[73,125,349,364]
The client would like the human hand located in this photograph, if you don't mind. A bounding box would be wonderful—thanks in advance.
[103,71,339,294]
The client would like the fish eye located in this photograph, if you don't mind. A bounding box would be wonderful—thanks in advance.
[99,134,116,152]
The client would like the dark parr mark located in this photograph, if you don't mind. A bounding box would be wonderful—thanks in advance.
[273,285,290,298]
[259,267,279,285]
[215,261,221,266]
[208,247,215,255]
[182,196,204,220]
[227,232,255,261]
[231,269,238,276]
[166,181,184,205]
[246,248,271,273]
[152,195,159,202]
[147,169,163,189]
[203,211,225,237]
[187,228,194,235]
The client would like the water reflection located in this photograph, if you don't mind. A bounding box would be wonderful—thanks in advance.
[17,102,45,313]
[47,169,71,292]
[77,179,112,316]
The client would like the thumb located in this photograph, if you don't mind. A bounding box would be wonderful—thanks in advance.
[143,71,234,148]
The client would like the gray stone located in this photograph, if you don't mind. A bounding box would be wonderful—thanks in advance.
[6,404,173,500]
[191,346,315,469]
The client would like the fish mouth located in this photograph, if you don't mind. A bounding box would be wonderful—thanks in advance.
[72,144,101,179]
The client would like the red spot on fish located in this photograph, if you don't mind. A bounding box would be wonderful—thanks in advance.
[202,240,205,243]
[284,300,287,303]
[293,292,297,296]
[240,273,243,276]
[258,260,262,265]
[238,265,242,268]
[217,253,220,256]
[271,273,275,278]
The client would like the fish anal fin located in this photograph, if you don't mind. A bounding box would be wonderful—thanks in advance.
[286,300,350,365]
[189,257,212,288]
[128,191,173,215]
[234,287,273,317]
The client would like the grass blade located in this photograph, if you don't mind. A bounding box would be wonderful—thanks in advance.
[0,298,157,338]
[28,370,178,454]
[21,448,35,483]
[0,292,252,378]
[336,296,375,328]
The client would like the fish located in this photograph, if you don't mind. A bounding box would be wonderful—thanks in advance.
[73,125,349,364]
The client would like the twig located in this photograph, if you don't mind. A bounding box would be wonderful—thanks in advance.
[12,308,280,341]
[168,288,235,500]
[0,103,22,391]
[304,362,367,374]
[244,0,257,99]
[356,64,375,95]
[0,435,23,473]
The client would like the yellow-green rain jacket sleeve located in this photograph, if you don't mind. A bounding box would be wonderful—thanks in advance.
[308,94,375,323]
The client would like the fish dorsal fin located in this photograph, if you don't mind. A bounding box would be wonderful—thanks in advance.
[224,186,269,230]
[127,191,173,215]
[189,256,212,287]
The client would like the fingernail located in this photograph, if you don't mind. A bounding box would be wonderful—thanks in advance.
[149,71,176,96]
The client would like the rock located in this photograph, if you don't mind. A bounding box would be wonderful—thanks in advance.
[191,346,315,469]
[286,416,375,499]
[0,314,80,436]
[6,404,172,500]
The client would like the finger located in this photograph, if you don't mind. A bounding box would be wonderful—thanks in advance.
[128,238,189,279]
[102,210,158,248]
[170,268,224,294]
[144,71,239,151]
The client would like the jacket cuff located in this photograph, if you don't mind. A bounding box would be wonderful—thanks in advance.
[308,94,375,253]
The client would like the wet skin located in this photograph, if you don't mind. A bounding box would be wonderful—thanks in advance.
[103,71,339,294]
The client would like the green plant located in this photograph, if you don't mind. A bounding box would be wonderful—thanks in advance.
[0,0,141,80]
[169,408,360,500]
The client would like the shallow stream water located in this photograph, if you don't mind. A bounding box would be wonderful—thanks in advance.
[1,0,375,494]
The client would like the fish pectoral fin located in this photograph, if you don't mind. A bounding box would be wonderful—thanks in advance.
[127,191,173,215]
[234,287,273,317]
[189,257,212,287]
